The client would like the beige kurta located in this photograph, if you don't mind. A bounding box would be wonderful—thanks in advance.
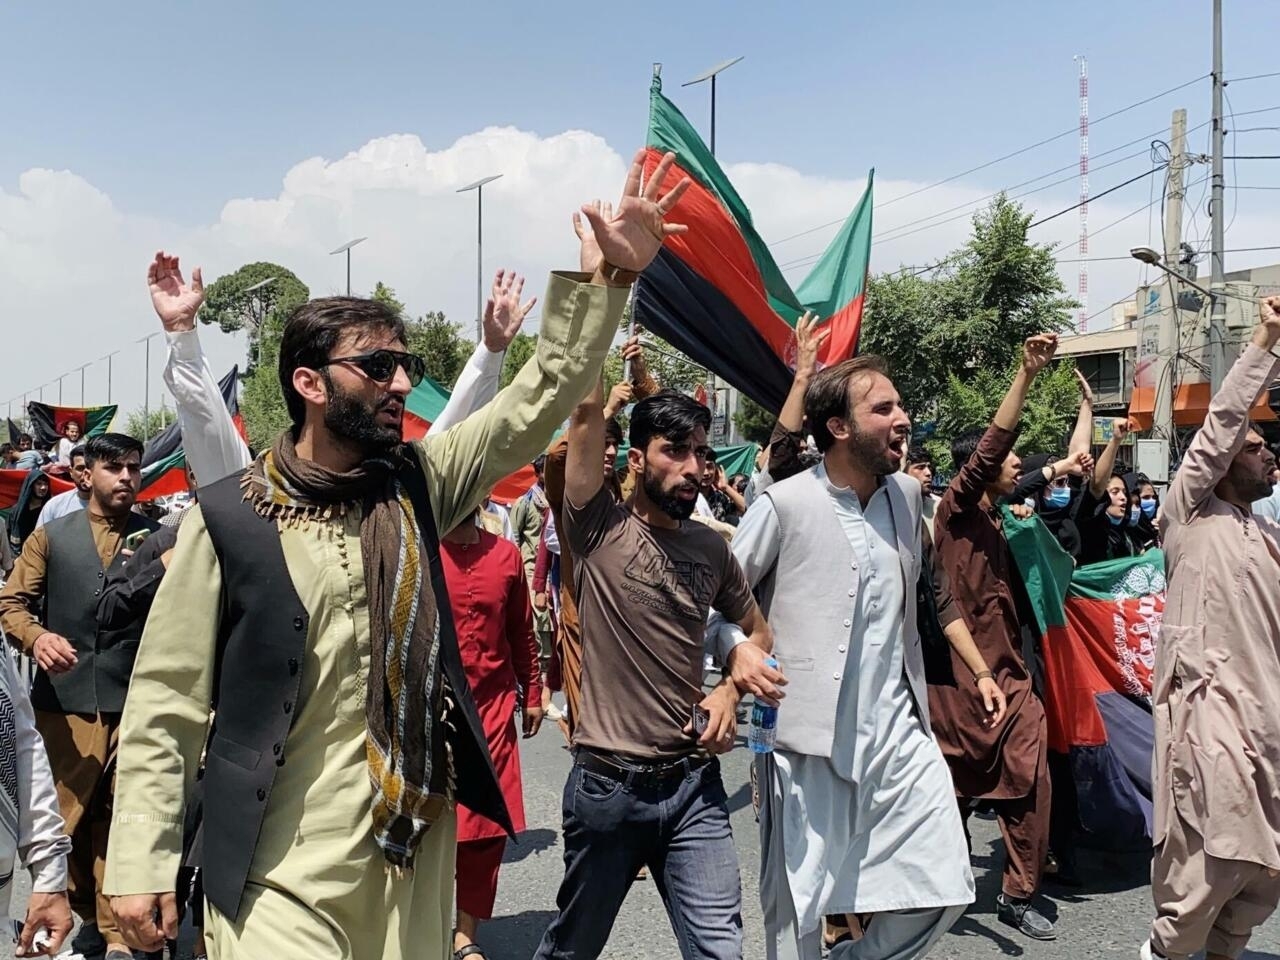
[1154,342,1280,870]
[102,271,628,959]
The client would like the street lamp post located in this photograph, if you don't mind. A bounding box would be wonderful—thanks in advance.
[682,56,743,157]
[137,332,161,433]
[99,350,121,404]
[1130,246,1212,297]
[73,363,91,404]
[329,238,367,297]
[457,174,503,341]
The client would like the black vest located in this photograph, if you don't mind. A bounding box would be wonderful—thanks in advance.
[35,509,157,714]
[196,465,510,921]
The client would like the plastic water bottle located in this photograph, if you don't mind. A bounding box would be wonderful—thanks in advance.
[747,657,779,754]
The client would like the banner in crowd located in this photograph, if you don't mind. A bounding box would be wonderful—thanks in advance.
[633,72,873,414]
[6,419,24,444]
[0,469,75,514]
[1002,508,1163,847]
[26,401,117,447]
[137,367,243,501]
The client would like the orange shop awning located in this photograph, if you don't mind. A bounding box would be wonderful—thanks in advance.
[1129,383,1277,431]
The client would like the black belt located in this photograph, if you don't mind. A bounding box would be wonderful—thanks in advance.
[575,748,713,789]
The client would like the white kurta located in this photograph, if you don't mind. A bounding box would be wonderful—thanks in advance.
[759,476,973,954]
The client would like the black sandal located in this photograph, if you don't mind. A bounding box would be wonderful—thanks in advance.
[454,945,487,960]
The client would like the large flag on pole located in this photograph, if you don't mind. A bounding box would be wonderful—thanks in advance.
[634,71,874,413]
[26,401,117,447]
[1003,508,1163,847]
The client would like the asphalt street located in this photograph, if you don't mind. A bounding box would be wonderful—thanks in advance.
[6,722,1278,960]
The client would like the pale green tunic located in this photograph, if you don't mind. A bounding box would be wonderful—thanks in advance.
[103,272,628,959]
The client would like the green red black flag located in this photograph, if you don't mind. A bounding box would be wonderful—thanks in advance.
[26,401,117,447]
[634,72,874,413]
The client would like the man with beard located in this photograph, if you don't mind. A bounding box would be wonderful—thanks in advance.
[930,334,1059,942]
[36,445,90,527]
[710,357,976,960]
[102,150,692,960]
[1142,298,1280,960]
[0,433,155,960]
[534,385,773,960]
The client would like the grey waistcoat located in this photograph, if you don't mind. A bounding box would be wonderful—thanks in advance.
[757,467,928,758]
[35,509,158,715]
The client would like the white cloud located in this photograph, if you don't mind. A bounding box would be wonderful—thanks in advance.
[4,126,1279,428]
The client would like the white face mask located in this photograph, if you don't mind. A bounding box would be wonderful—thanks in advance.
[1023,498,1036,511]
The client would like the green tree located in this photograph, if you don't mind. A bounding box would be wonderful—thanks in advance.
[733,394,775,446]
[403,311,472,389]
[371,281,405,315]
[122,405,177,442]
[859,194,1078,469]
[861,195,1075,423]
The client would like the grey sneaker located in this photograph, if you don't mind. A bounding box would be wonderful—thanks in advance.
[996,894,1056,940]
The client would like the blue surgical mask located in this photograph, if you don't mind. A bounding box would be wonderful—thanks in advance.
[1023,498,1036,511]
[1044,486,1071,509]
[1140,499,1157,518]
[1129,506,1141,525]
[1108,513,1124,527]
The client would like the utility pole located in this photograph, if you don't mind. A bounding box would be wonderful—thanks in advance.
[1207,0,1228,392]
[1152,109,1188,443]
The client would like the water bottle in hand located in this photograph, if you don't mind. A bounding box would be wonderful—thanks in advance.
[747,656,779,754]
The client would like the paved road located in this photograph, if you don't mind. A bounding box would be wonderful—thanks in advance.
[6,724,1278,960]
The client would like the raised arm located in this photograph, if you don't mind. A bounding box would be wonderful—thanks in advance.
[1165,298,1280,522]
[427,270,535,436]
[1068,368,1095,458]
[416,150,691,534]
[149,252,251,485]
[565,376,608,508]
[1090,419,1131,498]
[777,311,827,435]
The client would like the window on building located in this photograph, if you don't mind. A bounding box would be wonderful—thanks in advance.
[1076,353,1122,396]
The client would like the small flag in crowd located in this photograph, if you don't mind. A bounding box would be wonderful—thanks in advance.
[26,401,117,447]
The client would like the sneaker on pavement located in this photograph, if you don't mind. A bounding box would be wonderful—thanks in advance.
[996,894,1056,941]
[544,701,564,722]
[1140,939,1170,960]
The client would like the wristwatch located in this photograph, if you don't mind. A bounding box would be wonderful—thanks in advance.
[600,260,640,286]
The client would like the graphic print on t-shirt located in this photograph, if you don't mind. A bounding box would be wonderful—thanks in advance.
[622,536,716,623]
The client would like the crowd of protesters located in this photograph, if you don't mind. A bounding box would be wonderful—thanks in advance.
[0,154,1277,960]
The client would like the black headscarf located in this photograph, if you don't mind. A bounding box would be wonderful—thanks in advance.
[10,468,50,552]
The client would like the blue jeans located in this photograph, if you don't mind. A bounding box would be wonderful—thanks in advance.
[534,753,744,960]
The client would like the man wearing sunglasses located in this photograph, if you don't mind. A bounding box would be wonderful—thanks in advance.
[104,149,693,960]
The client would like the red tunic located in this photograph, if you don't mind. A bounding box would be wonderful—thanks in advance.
[441,529,541,841]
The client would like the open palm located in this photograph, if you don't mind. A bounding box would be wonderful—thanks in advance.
[148,251,205,332]
[483,270,537,352]
[579,150,692,273]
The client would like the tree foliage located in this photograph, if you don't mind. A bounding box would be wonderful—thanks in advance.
[733,395,775,446]
[860,194,1078,470]
[500,332,538,390]
[403,311,472,389]
[122,405,177,442]
[371,281,405,316]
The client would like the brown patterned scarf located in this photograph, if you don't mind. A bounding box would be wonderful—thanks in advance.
[242,431,450,874]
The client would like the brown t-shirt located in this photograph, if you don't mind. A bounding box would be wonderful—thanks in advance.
[565,484,755,758]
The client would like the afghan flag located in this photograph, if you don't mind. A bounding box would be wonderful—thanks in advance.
[634,72,874,414]
[1003,508,1163,847]
[137,367,243,501]
[7,419,24,445]
[0,469,74,513]
[26,401,117,447]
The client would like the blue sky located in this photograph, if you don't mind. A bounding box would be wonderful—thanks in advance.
[3,0,1279,419]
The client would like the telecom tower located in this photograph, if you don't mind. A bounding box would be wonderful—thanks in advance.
[1075,55,1089,331]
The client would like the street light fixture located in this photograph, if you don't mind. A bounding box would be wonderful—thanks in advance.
[329,238,367,296]
[1130,246,1212,297]
[457,174,503,341]
[71,362,91,404]
[137,332,161,433]
[99,350,121,404]
[682,56,744,156]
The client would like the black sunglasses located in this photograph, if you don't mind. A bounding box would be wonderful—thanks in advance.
[320,349,426,387]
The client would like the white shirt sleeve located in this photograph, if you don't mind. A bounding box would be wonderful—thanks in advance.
[8,654,71,892]
[163,329,251,486]
[704,496,781,665]
[426,342,504,437]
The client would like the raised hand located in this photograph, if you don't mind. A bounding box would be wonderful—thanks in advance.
[572,200,612,276]
[1112,418,1132,443]
[147,251,204,333]
[1021,334,1059,376]
[1256,296,1280,350]
[1073,368,1095,403]
[604,382,635,420]
[580,150,692,276]
[483,270,537,352]
[1054,450,1094,478]
[795,311,830,376]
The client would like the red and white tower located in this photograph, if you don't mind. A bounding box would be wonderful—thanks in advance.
[1075,55,1089,331]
